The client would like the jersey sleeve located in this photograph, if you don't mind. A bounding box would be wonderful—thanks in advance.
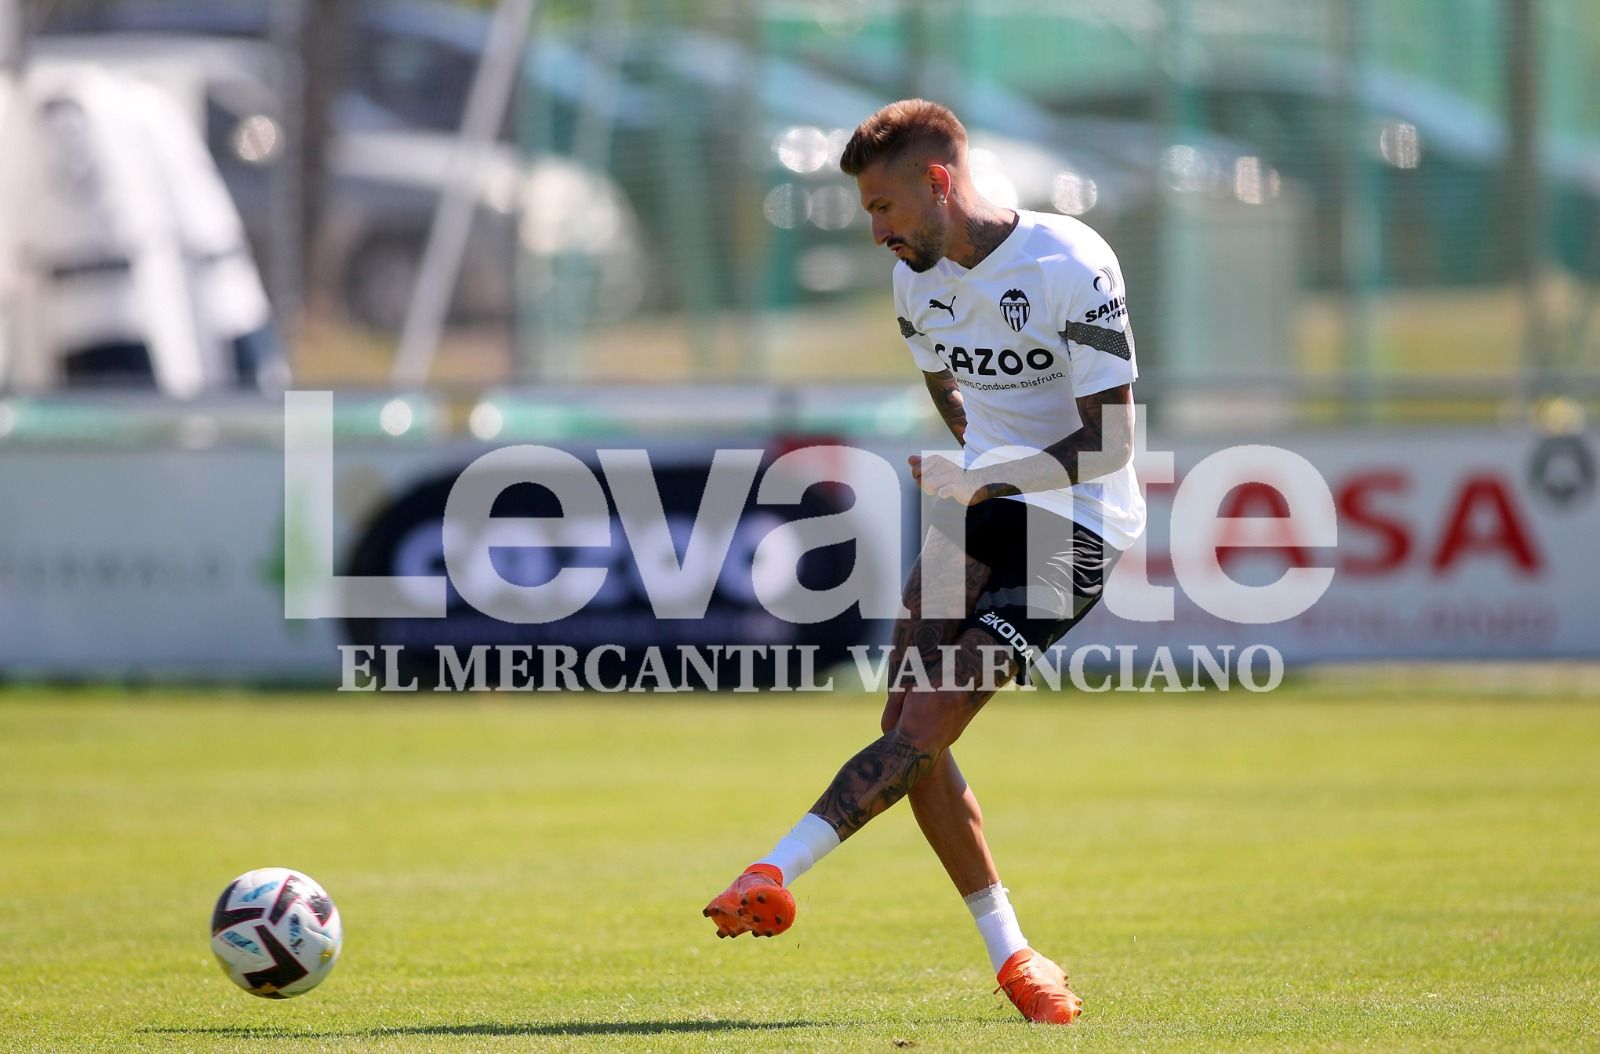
[892,266,946,373]
[1049,246,1138,396]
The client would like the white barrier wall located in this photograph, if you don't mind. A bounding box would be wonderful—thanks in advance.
[0,427,1593,679]
[1,447,330,675]
[1100,430,1598,661]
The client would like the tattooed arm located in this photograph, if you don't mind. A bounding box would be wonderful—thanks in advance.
[979,382,1134,497]
[923,369,967,445]
[912,383,1135,505]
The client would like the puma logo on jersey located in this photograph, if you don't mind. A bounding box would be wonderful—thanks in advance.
[928,295,957,320]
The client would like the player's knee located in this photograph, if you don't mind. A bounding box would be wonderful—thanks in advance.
[893,690,974,754]
[879,690,907,734]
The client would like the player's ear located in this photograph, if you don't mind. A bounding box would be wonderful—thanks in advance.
[927,164,952,204]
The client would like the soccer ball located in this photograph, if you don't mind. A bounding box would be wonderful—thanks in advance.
[210,867,342,998]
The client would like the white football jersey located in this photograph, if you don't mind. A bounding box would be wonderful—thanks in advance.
[893,209,1146,549]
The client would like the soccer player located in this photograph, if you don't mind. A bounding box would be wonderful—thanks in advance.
[704,100,1145,1024]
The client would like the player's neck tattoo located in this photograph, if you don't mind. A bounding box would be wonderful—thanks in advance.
[953,210,1018,269]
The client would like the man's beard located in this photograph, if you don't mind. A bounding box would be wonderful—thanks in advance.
[897,221,944,273]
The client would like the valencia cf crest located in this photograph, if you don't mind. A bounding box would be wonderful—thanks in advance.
[999,289,1030,332]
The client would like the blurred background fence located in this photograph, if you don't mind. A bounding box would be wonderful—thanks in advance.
[8,0,1597,423]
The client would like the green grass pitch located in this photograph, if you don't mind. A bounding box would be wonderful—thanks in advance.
[1,684,1596,1052]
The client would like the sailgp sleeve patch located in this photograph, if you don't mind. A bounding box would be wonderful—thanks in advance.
[1060,320,1131,361]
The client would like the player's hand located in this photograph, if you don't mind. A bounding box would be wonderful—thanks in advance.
[908,454,987,506]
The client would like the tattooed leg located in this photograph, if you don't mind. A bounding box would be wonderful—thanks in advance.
[810,730,938,839]
[812,627,1016,841]
[812,530,1019,843]
[880,541,1009,891]
[811,548,960,841]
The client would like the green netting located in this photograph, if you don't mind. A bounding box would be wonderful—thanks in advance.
[506,0,1597,421]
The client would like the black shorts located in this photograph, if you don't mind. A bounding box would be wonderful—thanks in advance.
[929,498,1121,680]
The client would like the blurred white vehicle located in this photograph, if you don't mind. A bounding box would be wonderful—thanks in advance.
[0,60,283,394]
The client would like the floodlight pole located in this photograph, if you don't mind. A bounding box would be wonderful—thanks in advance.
[1333,0,1379,424]
[523,0,625,382]
[1155,0,1206,385]
[0,0,17,389]
[1505,0,1545,404]
[392,0,538,388]
[0,0,20,74]
[268,0,307,343]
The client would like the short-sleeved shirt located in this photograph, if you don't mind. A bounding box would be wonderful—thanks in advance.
[892,209,1146,550]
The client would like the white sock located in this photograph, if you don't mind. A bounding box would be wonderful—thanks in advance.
[755,813,840,884]
[964,882,1030,973]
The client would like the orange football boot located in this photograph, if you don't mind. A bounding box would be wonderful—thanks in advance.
[702,864,795,939]
[995,948,1083,1024]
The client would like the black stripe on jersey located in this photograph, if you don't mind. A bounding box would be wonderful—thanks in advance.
[1060,321,1131,361]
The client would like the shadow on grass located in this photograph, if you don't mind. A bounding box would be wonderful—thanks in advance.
[142,1018,817,1039]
